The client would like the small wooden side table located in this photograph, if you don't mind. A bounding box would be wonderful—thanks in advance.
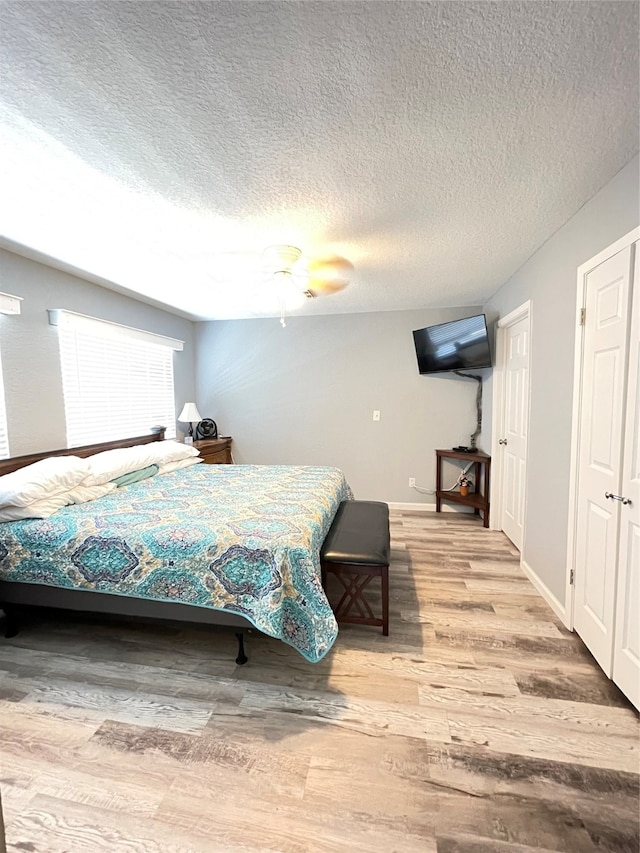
[193,437,233,464]
[435,448,491,528]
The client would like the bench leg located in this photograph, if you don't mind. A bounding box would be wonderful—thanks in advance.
[381,566,389,636]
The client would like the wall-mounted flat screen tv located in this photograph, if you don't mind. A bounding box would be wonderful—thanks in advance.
[412,314,492,374]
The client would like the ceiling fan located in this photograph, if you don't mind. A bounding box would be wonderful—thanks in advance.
[262,245,353,299]
[260,245,354,326]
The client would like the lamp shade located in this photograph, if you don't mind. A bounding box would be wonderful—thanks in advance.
[178,402,202,423]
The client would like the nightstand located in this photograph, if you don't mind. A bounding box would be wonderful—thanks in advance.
[193,437,233,464]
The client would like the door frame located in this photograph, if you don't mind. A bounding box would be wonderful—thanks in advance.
[490,300,532,541]
[566,226,640,632]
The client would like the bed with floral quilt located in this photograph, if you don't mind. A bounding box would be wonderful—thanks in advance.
[0,434,352,663]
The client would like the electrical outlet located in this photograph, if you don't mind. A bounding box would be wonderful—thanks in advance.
[373,410,380,421]
[409,477,416,488]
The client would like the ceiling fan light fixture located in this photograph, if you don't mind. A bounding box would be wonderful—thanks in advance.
[273,271,307,310]
[262,244,303,275]
[253,269,306,315]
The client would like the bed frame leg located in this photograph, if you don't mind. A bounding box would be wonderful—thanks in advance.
[2,607,20,639]
[235,632,248,665]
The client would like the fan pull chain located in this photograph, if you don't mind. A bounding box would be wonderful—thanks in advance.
[279,286,287,328]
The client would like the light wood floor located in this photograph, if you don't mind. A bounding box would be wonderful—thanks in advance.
[0,511,638,852]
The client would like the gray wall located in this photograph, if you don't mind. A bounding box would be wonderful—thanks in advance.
[195,307,488,502]
[0,249,196,455]
[483,154,639,607]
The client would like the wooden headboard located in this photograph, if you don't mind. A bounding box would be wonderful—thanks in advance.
[0,429,167,476]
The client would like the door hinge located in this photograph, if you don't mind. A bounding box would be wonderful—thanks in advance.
[579,308,586,326]
[570,569,575,585]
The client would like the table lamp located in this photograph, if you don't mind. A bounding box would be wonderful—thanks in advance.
[178,402,202,444]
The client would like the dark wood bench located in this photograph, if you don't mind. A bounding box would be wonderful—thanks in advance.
[320,500,390,635]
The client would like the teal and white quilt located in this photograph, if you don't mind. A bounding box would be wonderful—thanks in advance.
[0,465,353,662]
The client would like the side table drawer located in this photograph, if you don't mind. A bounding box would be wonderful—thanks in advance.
[201,448,231,464]
[193,437,233,464]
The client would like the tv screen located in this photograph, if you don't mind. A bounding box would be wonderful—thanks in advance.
[413,314,492,374]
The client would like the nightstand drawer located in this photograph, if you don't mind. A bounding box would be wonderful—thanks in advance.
[201,448,230,464]
[193,437,232,464]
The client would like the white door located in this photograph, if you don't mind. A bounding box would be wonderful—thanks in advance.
[612,246,640,705]
[574,247,633,676]
[499,315,530,550]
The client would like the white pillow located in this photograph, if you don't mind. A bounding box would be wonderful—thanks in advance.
[0,482,117,521]
[0,456,90,507]
[84,445,160,485]
[66,482,117,504]
[85,442,199,486]
[156,457,203,476]
[0,494,72,521]
[144,442,200,465]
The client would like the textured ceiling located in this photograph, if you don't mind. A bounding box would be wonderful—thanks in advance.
[0,1,638,320]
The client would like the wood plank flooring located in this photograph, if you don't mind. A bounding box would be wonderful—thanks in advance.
[0,511,638,852]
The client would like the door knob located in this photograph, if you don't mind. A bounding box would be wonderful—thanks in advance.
[499,438,508,446]
[605,492,632,505]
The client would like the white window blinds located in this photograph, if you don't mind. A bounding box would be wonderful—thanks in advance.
[0,347,9,459]
[51,310,182,447]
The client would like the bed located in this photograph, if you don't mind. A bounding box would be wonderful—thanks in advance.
[0,432,352,663]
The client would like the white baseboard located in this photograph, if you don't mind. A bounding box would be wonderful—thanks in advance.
[520,558,569,627]
[387,501,474,514]
[387,501,435,512]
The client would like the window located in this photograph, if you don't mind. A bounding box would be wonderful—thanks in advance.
[50,310,183,447]
[0,347,9,459]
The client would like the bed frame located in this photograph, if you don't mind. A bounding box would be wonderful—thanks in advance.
[0,431,253,664]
